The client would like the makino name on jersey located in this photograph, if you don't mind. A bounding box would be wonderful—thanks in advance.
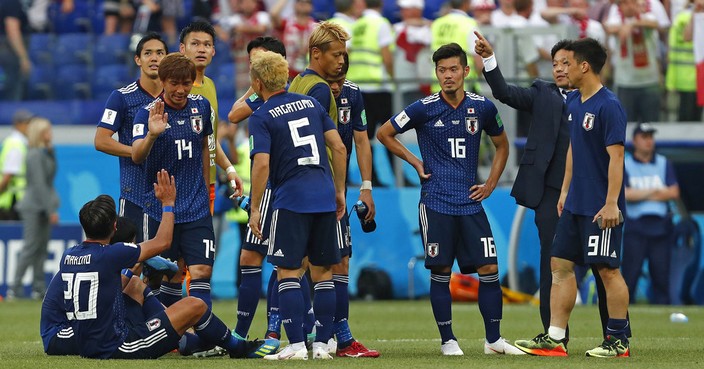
[390,92,504,216]
[132,95,213,223]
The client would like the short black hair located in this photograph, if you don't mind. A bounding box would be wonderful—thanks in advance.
[565,38,607,74]
[110,217,137,244]
[341,52,349,74]
[179,20,216,45]
[247,36,287,58]
[79,195,117,240]
[135,32,168,57]
[550,39,572,59]
[432,43,468,67]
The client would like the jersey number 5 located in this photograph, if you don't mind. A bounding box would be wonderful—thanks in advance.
[61,272,99,320]
[288,117,320,166]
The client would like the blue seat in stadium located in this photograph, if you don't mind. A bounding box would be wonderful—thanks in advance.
[92,65,132,101]
[27,65,55,100]
[213,62,236,102]
[212,39,234,66]
[54,33,93,66]
[28,33,55,68]
[93,34,131,67]
[54,64,92,100]
[49,1,92,34]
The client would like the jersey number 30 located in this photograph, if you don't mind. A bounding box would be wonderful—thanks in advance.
[61,272,99,320]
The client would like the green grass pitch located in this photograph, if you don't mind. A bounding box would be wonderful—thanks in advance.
[2,299,703,368]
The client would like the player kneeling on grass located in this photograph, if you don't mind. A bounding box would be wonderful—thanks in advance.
[247,50,348,360]
[377,43,524,356]
[40,170,264,359]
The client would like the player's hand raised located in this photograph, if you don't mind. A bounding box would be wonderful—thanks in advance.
[154,169,176,207]
[148,100,168,138]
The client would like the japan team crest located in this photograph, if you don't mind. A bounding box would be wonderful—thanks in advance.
[582,112,595,131]
[191,115,203,134]
[427,243,439,258]
[339,107,351,124]
[146,318,161,331]
[465,117,479,135]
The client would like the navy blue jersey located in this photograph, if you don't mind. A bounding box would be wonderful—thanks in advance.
[565,87,626,216]
[335,80,367,162]
[390,92,504,216]
[133,95,213,223]
[40,273,75,352]
[50,241,141,358]
[249,92,337,213]
[97,81,158,204]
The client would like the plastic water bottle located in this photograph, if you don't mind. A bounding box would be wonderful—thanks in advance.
[355,200,376,233]
[237,196,250,212]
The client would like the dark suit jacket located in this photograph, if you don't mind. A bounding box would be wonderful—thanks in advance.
[483,66,570,209]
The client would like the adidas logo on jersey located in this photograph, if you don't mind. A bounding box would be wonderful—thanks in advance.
[434,120,444,127]
[273,249,284,257]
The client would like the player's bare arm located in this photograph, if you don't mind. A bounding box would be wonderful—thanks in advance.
[249,153,270,239]
[325,129,348,220]
[593,144,624,228]
[470,131,509,201]
[94,127,132,157]
[138,169,175,261]
[557,143,573,216]
[214,138,243,197]
[377,121,430,180]
[353,130,375,220]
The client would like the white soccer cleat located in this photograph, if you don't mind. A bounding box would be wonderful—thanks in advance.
[484,337,527,355]
[263,344,308,360]
[441,339,464,356]
[327,337,337,354]
[312,342,333,360]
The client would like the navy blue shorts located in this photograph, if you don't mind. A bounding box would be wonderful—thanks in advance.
[243,188,273,256]
[111,304,180,359]
[337,211,352,258]
[419,204,497,274]
[45,325,79,355]
[146,214,215,267]
[119,198,145,243]
[551,210,623,268]
[267,209,341,269]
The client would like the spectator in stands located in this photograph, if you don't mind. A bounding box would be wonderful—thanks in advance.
[132,0,164,35]
[622,123,680,304]
[0,110,31,221]
[271,0,318,79]
[605,0,662,122]
[103,0,137,35]
[490,0,541,79]
[666,0,703,122]
[471,0,497,25]
[394,0,432,106]
[347,0,395,140]
[0,0,32,101]
[9,117,59,300]
[329,0,366,36]
[540,0,607,44]
[161,0,184,44]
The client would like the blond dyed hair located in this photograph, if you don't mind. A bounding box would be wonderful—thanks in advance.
[250,51,289,92]
[27,117,52,148]
[308,21,350,53]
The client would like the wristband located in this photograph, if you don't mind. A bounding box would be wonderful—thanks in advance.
[121,268,134,279]
[360,180,372,191]
[226,165,237,175]
[163,206,174,213]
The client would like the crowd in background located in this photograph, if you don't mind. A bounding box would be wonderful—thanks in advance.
[1,0,703,122]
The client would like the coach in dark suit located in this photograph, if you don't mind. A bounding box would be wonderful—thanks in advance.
[474,34,618,337]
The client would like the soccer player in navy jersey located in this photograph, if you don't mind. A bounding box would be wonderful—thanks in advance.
[131,53,274,358]
[377,43,523,356]
[94,33,167,242]
[514,38,631,358]
[247,51,347,360]
[324,54,380,358]
[225,36,290,343]
[41,170,261,359]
